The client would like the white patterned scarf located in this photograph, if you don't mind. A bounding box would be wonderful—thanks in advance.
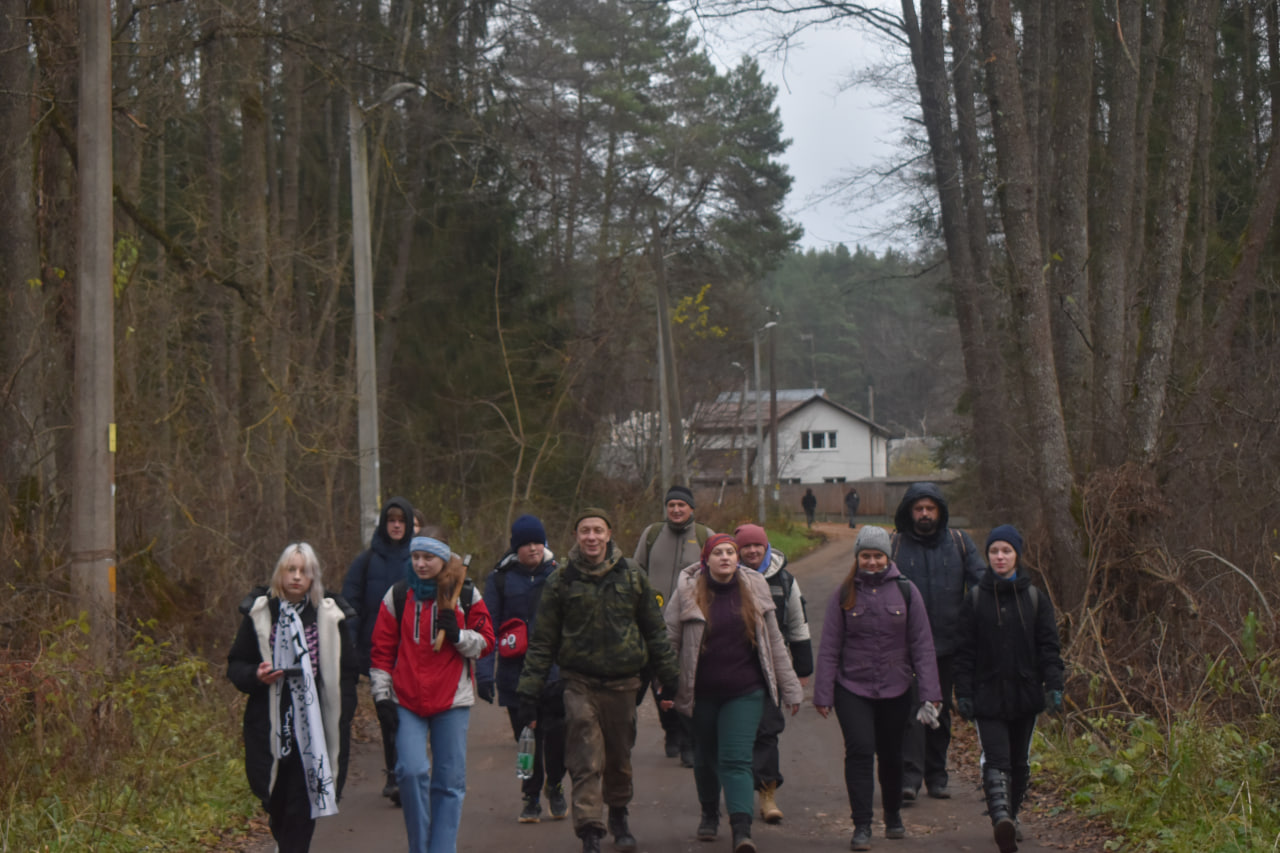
[273,600,339,818]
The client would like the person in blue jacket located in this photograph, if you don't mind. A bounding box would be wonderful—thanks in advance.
[477,514,568,824]
[340,496,416,803]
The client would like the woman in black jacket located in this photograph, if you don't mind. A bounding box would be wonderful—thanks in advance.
[953,525,1064,853]
[227,542,358,852]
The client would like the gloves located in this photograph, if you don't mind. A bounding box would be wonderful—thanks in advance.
[955,697,975,721]
[657,683,678,705]
[477,681,495,704]
[436,608,461,644]
[915,701,940,729]
[1045,689,1064,712]
[516,698,539,730]
[375,698,399,731]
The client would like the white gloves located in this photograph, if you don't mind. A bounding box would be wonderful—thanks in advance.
[916,701,941,729]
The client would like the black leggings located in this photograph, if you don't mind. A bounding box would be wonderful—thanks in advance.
[833,685,912,826]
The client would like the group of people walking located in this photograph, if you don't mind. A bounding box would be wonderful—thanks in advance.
[225,482,1063,853]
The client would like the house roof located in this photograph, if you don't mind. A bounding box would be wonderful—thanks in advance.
[692,389,893,437]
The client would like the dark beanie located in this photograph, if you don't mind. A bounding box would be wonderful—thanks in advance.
[733,524,769,549]
[573,507,613,531]
[985,524,1024,562]
[665,485,695,508]
[510,514,547,551]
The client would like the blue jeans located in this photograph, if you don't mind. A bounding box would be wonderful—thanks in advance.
[396,704,470,853]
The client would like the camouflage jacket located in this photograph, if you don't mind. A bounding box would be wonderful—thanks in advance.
[517,540,679,699]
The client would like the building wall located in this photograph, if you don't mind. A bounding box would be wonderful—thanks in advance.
[775,405,880,482]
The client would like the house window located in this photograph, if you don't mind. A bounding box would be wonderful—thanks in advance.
[822,476,847,483]
[801,431,837,451]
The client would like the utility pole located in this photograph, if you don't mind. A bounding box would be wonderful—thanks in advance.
[658,307,671,490]
[72,0,116,666]
[752,321,776,522]
[769,327,779,505]
[731,362,749,493]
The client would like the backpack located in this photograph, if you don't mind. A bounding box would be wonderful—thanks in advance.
[966,583,1040,632]
[391,576,480,626]
[644,520,710,554]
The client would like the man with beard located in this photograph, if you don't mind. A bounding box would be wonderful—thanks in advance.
[633,485,713,765]
[517,508,680,853]
[891,483,984,802]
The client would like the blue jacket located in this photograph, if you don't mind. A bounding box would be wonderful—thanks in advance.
[476,549,560,706]
[340,496,415,674]
[891,483,984,656]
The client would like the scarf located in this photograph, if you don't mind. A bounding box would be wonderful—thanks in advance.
[273,600,339,818]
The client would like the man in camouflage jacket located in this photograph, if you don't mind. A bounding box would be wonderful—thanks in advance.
[517,508,679,853]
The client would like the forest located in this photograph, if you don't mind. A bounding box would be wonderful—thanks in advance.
[5,0,1280,848]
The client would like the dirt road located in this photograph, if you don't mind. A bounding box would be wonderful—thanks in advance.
[239,523,1099,851]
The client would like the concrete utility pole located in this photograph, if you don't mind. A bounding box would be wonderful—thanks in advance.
[658,306,672,490]
[348,82,419,544]
[731,362,749,492]
[769,326,779,504]
[72,0,116,666]
[752,321,776,522]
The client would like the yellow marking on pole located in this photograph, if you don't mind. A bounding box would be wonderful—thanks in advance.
[109,423,117,452]
[109,564,117,594]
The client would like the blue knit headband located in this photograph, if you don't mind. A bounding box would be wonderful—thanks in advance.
[410,536,451,561]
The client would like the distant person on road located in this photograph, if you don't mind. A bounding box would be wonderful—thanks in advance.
[734,523,813,825]
[801,488,817,528]
[666,532,804,852]
[953,525,1064,853]
[227,542,357,853]
[891,482,984,802]
[476,514,568,824]
[814,526,941,851]
[370,536,495,853]
[633,485,713,766]
[844,487,860,528]
[518,508,680,853]
[340,496,416,804]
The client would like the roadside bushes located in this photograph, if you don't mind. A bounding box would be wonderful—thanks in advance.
[1,619,255,851]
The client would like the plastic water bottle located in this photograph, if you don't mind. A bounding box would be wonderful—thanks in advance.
[516,726,536,779]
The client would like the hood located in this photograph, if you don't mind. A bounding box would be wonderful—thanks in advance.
[893,482,950,543]
[372,495,416,555]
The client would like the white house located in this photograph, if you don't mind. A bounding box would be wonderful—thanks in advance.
[689,389,892,486]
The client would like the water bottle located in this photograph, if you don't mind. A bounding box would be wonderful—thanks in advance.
[516,726,536,780]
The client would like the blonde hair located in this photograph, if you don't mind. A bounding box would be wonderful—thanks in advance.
[270,542,324,608]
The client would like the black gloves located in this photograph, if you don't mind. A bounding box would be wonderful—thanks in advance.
[436,608,461,644]
[375,698,399,730]
[1044,689,1064,713]
[516,698,539,730]
[955,696,975,721]
[477,681,495,704]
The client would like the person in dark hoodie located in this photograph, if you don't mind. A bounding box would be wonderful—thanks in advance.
[953,525,1064,853]
[476,514,568,824]
[341,496,416,803]
[890,483,984,802]
[227,542,358,852]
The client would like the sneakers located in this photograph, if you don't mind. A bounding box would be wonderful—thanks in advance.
[519,795,541,823]
[546,783,568,819]
[885,811,905,839]
[850,825,872,851]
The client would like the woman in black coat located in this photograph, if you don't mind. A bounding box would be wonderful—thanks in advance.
[953,525,1064,853]
[227,542,358,853]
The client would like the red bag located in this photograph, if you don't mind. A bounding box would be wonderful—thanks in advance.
[497,618,528,658]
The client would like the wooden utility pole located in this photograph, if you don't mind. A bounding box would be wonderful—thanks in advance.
[72,0,116,665]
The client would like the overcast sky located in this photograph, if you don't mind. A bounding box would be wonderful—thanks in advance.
[701,15,906,253]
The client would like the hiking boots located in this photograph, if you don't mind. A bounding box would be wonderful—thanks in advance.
[546,783,568,820]
[729,812,756,853]
[758,782,783,823]
[849,824,872,850]
[518,795,541,823]
[579,826,606,853]
[983,767,1018,853]
[926,784,951,799]
[608,805,637,851]
[900,786,917,803]
[696,802,719,841]
[679,741,695,768]
[884,810,905,839]
[665,730,680,758]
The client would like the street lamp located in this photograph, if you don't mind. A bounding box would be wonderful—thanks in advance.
[349,82,421,543]
[753,321,777,522]
[730,361,749,492]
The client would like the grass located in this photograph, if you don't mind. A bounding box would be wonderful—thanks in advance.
[1,618,259,851]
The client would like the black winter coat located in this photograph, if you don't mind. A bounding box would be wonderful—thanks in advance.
[226,593,358,807]
[340,496,416,673]
[953,570,1064,720]
[891,482,985,656]
[476,550,560,707]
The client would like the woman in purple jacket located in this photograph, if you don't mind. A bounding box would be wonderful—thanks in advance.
[814,526,942,851]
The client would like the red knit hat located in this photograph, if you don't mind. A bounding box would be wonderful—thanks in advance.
[700,532,737,565]
[733,524,769,550]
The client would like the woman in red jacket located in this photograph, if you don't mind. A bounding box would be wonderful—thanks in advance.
[370,536,494,853]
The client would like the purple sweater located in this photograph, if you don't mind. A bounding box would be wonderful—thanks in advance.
[813,563,941,705]
[695,575,766,699]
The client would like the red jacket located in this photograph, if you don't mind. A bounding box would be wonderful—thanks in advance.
[369,584,494,718]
